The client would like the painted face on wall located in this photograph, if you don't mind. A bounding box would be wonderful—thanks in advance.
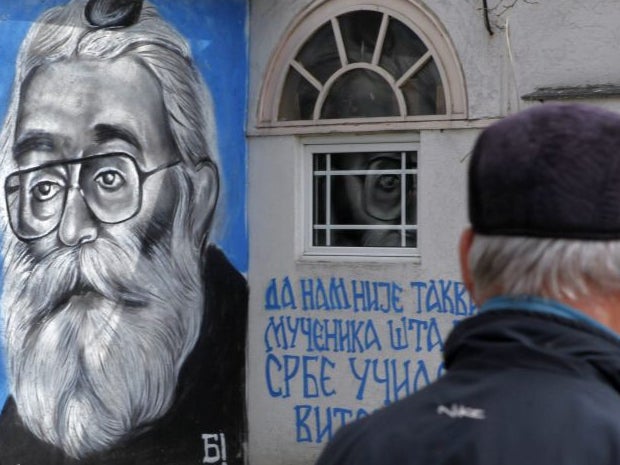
[2,55,206,458]
[11,56,179,255]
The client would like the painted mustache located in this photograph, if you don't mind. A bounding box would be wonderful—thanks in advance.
[19,236,154,324]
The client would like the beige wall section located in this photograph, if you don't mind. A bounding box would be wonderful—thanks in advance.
[500,0,620,95]
[247,0,620,463]
[417,130,472,275]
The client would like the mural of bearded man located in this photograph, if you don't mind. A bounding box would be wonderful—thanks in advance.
[0,0,248,464]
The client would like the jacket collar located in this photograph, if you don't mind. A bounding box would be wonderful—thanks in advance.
[480,296,620,341]
[444,308,620,394]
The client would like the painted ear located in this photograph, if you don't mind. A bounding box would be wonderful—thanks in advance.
[188,160,220,249]
[85,0,144,28]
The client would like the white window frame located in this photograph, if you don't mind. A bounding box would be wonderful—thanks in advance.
[301,134,421,260]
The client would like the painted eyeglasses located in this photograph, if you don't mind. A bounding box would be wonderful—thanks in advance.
[5,153,179,241]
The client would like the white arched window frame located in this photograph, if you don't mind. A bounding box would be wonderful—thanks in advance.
[257,0,468,133]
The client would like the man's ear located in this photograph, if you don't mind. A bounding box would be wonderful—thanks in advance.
[188,160,219,249]
[459,228,476,301]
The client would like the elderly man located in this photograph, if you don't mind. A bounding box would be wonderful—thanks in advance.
[0,1,247,464]
[316,103,620,465]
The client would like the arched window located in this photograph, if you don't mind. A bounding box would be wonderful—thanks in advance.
[258,0,467,130]
[280,10,445,121]
[256,0,467,256]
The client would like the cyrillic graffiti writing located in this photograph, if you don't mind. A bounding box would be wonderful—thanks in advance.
[264,316,382,353]
[387,317,444,352]
[262,277,476,444]
[265,354,336,399]
[265,277,404,313]
[202,433,227,465]
[349,357,436,406]
[294,404,369,443]
[410,280,476,315]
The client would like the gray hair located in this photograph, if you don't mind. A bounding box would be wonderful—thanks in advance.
[469,234,620,301]
[0,0,218,172]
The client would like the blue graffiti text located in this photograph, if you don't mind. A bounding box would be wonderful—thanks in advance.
[387,317,444,352]
[264,277,404,313]
[349,357,436,405]
[266,354,337,399]
[264,316,382,353]
[295,404,369,443]
[410,280,476,315]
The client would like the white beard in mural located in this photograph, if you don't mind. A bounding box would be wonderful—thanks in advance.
[1,212,203,458]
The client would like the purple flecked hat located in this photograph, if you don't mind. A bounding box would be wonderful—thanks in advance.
[469,103,620,239]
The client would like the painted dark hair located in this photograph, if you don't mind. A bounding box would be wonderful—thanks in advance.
[85,0,144,28]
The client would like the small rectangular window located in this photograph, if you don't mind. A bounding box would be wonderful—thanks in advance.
[303,138,419,258]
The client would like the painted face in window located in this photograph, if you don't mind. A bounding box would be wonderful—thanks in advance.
[329,152,416,247]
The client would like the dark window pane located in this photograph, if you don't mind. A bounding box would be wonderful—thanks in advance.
[297,21,340,84]
[313,153,327,171]
[401,59,446,115]
[331,228,412,247]
[330,152,373,170]
[338,11,382,64]
[406,151,418,170]
[405,173,417,225]
[330,229,365,247]
[379,18,428,81]
[321,69,399,118]
[278,67,319,120]
[313,173,327,225]
[313,228,327,246]
[330,174,364,225]
[405,230,417,248]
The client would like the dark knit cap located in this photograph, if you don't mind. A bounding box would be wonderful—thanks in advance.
[469,103,620,239]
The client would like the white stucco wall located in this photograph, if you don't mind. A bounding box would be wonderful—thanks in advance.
[247,129,476,465]
[246,1,620,463]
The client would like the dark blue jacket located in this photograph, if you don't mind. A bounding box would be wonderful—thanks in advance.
[316,310,620,465]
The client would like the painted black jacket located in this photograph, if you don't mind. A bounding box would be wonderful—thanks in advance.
[316,310,620,465]
[0,245,248,465]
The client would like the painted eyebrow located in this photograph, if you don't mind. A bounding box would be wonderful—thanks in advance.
[13,131,56,158]
[93,123,142,151]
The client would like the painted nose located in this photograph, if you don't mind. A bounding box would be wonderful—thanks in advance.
[58,187,98,246]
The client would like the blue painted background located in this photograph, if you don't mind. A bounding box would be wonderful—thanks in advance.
[0,0,248,404]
